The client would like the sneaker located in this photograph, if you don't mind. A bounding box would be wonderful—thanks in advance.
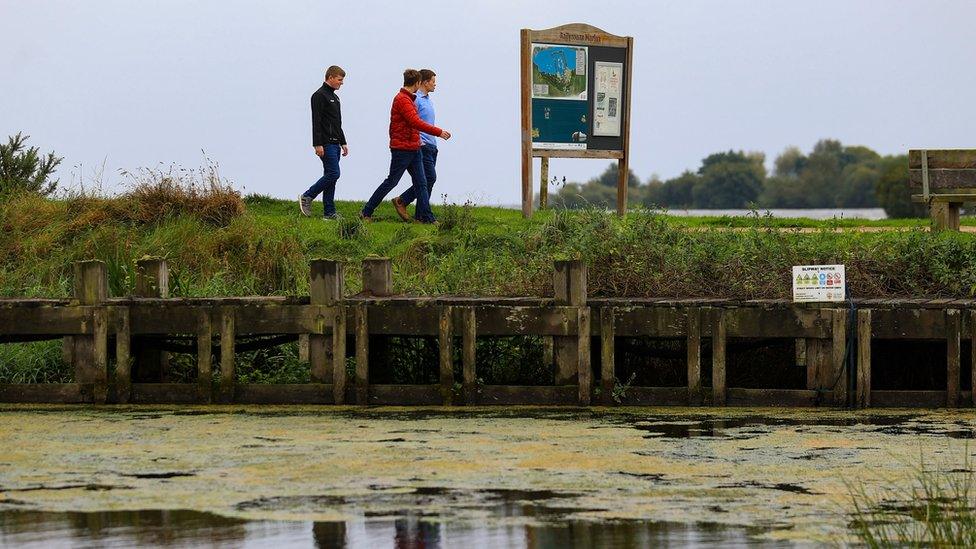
[299,195,312,217]
[391,197,411,222]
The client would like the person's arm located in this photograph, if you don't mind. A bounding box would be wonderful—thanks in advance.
[395,95,443,137]
[311,93,326,155]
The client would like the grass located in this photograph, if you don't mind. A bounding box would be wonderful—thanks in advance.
[846,449,976,547]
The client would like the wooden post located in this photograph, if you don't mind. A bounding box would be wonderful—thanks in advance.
[856,309,872,408]
[687,308,702,406]
[72,261,108,403]
[931,202,961,232]
[617,35,634,218]
[577,307,592,406]
[133,258,169,382]
[219,306,235,403]
[946,309,961,408]
[115,307,131,404]
[539,157,549,210]
[362,258,393,297]
[616,158,628,216]
[354,303,369,405]
[462,307,477,405]
[971,310,976,408]
[553,260,587,385]
[439,306,454,405]
[832,309,848,407]
[196,309,212,403]
[600,307,615,403]
[520,28,533,218]
[309,260,343,385]
[332,304,347,405]
[710,308,726,406]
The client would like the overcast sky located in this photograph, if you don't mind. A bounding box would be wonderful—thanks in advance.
[2,0,974,205]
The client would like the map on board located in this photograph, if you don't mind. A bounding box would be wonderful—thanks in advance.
[531,44,588,100]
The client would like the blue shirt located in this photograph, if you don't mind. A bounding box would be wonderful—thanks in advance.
[415,90,436,148]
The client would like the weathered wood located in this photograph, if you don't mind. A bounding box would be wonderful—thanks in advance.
[972,310,976,408]
[616,157,628,216]
[946,309,961,407]
[367,384,441,406]
[115,307,131,404]
[0,307,91,335]
[235,305,333,335]
[912,192,976,203]
[931,201,961,231]
[130,383,202,404]
[856,309,872,408]
[310,259,344,305]
[909,149,976,170]
[600,307,615,402]
[218,307,235,403]
[462,307,477,405]
[0,383,92,403]
[539,157,549,209]
[531,149,624,160]
[520,28,533,218]
[73,261,107,305]
[332,305,347,405]
[725,308,832,339]
[577,307,592,406]
[362,258,393,297]
[554,261,586,385]
[135,259,169,298]
[711,308,726,406]
[476,385,577,406]
[355,303,369,405]
[909,170,976,189]
[620,35,634,215]
[196,309,212,403]
[832,309,848,407]
[871,390,948,408]
[236,383,333,405]
[614,307,687,338]
[614,387,688,406]
[299,334,309,362]
[88,307,109,403]
[806,339,833,393]
[439,306,454,405]
[727,389,820,407]
[524,23,630,48]
[871,308,946,339]
[687,307,702,406]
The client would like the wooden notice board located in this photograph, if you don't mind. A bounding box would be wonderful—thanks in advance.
[520,23,634,217]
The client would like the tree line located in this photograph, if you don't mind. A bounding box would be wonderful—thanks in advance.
[551,139,924,218]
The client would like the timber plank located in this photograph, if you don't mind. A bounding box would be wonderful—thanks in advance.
[235,383,333,404]
[726,389,820,407]
[368,384,442,406]
[0,383,92,403]
[474,385,577,406]
[870,390,947,408]
[131,383,202,404]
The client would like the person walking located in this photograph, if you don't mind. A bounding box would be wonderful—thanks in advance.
[392,69,439,221]
[360,69,451,223]
[300,65,348,219]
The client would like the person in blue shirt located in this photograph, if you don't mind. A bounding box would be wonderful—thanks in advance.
[392,69,441,221]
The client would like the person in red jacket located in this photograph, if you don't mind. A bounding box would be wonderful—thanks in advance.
[360,69,452,223]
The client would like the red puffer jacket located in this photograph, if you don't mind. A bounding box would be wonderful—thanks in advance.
[389,88,442,150]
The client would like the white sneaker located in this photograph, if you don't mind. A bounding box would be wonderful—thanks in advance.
[299,195,312,217]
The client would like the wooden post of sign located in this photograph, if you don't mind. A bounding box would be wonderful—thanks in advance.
[617,36,635,216]
[520,28,534,218]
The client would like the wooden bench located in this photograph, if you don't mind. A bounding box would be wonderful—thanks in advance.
[909,149,976,230]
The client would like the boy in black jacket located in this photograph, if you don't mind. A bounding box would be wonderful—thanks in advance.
[300,65,348,218]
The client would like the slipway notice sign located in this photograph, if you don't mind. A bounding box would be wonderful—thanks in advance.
[792,265,846,303]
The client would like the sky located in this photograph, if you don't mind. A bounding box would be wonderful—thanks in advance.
[2,0,975,206]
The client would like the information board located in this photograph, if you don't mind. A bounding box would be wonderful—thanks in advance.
[792,265,846,303]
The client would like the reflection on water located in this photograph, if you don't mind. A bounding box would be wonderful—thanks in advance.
[0,508,779,548]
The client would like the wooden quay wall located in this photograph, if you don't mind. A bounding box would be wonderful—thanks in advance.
[0,259,973,408]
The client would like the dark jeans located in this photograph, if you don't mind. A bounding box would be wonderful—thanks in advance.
[399,144,437,206]
[302,144,341,217]
[362,148,435,222]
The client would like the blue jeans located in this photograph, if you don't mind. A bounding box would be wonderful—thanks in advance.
[362,149,435,222]
[303,144,341,217]
[399,144,437,206]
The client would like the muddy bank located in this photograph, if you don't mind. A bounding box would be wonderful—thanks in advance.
[1,406,974,544]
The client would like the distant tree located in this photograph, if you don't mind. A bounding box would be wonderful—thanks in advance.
[837,164,880,207]
[760,176,812,208]
[550,162,641,209]
[0,133,62,197]
[644,170,698,208]
[691,151,765,208]
[773,146,806,178]
[874,155,925,218]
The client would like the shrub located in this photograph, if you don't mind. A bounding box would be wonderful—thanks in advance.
[0,133,62,197]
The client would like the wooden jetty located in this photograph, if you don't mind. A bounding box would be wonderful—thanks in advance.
[0,259,972,408]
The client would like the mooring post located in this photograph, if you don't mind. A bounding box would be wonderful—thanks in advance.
[72,260,109,403]
[461,307,477,405]
[196,309,212,403]
[710,308,726,407]
[831,309,848,407]
[553,260,587,386]
[115,307,131,404]
[309,260,344,403]
[218,306,235,403]
[439,306,455,405]
[687,307,703,406]
[133,258,170,382]
[946,309,961,408]
[856,309,872,408]
[600,307,615,404]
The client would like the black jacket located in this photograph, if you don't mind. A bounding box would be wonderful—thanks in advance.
[311,83,346,146]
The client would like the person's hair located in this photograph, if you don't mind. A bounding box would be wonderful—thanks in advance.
[325,66,346,80]
[403,69,421,87]
[419,69,436,83]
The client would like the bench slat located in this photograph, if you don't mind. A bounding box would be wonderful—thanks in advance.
[909,150,976,170]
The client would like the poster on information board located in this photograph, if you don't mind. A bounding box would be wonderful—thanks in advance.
[792,265,846,303]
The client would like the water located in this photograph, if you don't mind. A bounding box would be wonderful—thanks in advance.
[661,208,887,220]
[1,406,974,547]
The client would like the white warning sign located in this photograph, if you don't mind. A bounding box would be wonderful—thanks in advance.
[792,264,846,303]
